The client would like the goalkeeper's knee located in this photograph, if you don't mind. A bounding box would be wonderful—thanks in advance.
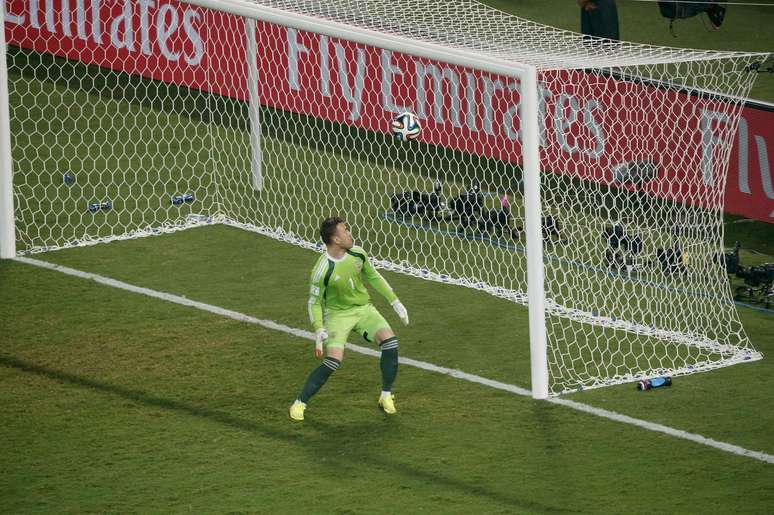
[322,356,341,372]
[379,336,399,351]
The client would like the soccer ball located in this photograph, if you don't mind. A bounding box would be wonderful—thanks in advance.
[391,112,421,141]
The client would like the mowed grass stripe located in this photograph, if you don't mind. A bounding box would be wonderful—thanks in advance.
[16,255,774,465]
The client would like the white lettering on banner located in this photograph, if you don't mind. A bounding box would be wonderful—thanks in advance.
[3,0,25,24]
[555,93,580,154]
[45,0,71,37]
[481,76,504,136]
[334,42,366,121]
[91,0,101,44]
[739,117,750,194]
[464,71,478,132]
[286,30,365,117]
[504,81,520,141]
[584,99,605,159]
[414,63,462,127]
[537,84,552,147]
[701,109,730,185]
[287,27,308,92]
[4,11,771,220]
[138,0,154,55]
[320,35,330,97]
[75,0,86,39]
[30,0,40,27]
[156,4,179,61]
[5,0,203,63]
[381,49,410,114]
[755,135,774,201]
[182,9,202,65]
[735,112,773,205]
[530,87,605,156]
[110,0,134,51]
[280,27,621,157]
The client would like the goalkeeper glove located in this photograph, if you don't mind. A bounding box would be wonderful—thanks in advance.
[391,299,409,326]
[314,328,328,358]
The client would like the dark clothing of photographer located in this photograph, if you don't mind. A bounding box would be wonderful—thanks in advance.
[579,0,620,41]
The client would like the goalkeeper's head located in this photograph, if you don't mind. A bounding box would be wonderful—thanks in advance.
[320,216,354,251]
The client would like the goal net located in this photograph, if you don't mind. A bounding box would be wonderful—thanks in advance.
[2,0,765,395]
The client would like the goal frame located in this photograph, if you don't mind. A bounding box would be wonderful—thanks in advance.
[3,0,679,400]
[1,4,16,260]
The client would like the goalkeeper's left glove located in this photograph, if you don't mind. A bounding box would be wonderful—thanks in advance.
[314,328,328,358]
[391,299,409,326]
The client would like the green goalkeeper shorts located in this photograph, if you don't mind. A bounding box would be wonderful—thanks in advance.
[324,304,392,348]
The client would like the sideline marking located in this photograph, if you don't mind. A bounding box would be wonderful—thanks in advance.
[14,256,774,465]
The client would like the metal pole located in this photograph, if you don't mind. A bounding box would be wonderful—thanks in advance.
[521,65,548,399]
[245,18,263,191]
[0,4,17,259]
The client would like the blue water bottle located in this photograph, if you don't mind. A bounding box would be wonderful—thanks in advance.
[637,377,672,391]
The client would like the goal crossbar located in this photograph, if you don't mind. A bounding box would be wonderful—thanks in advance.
[1,0,766,398]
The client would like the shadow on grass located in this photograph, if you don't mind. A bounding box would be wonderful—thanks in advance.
[0,354,568,513]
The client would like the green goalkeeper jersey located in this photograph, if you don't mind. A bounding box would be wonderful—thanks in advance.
[307,246,397,331]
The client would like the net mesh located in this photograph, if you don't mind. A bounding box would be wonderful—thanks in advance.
[252,0,759,70]
[5,0,765,395]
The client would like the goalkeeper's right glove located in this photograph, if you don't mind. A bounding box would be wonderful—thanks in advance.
[314,328,328,358]
[391,299,409,326]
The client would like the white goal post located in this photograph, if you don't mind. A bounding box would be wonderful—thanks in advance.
[1,0,766,397]
[0,4,16,259]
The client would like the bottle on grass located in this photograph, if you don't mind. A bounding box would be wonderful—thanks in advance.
[637,377,672,391]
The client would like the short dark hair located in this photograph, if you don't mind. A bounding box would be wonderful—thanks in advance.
[320,216,345,244]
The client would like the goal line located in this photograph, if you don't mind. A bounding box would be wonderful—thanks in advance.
[14,255,774,465]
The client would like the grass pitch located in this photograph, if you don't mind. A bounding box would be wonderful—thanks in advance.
[1,226,773,513]
[3,2,774,511]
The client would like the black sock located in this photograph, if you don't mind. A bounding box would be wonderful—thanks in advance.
[298,357,341,403]
[379,337,399,392]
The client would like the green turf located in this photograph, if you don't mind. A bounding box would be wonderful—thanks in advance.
[8,49,218,250]
[3,4,774,511]
[7,42,770,394]
[1,226,773,513]
[483,0,774,103]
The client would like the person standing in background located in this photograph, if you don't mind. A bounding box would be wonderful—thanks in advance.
[578,0,620,41]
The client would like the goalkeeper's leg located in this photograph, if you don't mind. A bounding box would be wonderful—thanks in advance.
[290,346,344,421]
[355,306,400,414]
[290,311,357,421]
[298,349,343,403]
[376,329,399,414]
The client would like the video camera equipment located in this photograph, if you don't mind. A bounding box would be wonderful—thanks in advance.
[717,241,740,275]
[736,263,774,287]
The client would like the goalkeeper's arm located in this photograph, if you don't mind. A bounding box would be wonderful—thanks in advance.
[307,283,326,332]
[361,251,409,325]
[361,252,398,304]
[308,264,328,356]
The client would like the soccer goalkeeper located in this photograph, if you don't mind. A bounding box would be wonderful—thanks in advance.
[289,217,409,421]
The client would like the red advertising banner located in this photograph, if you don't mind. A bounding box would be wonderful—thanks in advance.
[727,103,774,222]
[4,0,773,222]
